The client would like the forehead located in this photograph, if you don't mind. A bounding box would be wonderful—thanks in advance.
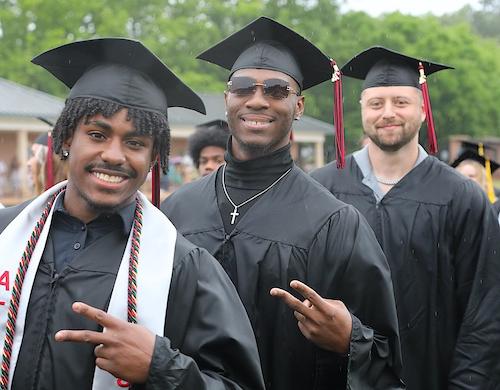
[200,145,226,156]
[231,68,298,87]
[82,109,139,134]
[361,85,421,100]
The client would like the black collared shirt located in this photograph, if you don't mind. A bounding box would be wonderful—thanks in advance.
[49,194,136,272]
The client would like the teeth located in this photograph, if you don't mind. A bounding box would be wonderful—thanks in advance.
[93,172,125,183]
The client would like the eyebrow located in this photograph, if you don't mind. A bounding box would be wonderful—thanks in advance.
[87,120,143,137]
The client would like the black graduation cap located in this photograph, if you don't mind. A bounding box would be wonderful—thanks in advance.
[32,38,206,116]
[341,46,453,155]
[195,119,229,132]
[451,149,500,172]
[341,46,453,90]
[34,132,49,146]
[197,16,333,91]
[451,140,499,203]
[197,16,349,167]
[451,141,499,170]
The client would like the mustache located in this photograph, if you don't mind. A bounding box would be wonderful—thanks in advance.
[377,120,402,127]
[84,163,137,179]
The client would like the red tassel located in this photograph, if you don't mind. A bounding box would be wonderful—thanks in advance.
[45,132,54,190]
[331,60,345,169]
[151,157,161,208]
[418,62,438,154]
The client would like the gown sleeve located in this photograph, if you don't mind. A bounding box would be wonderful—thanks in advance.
[308,204,405,389]
[142,244,265,390]
[448,181,500,388]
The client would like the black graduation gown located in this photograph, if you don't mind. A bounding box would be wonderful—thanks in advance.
[493,198,500,218]
[161,165,403,390]
[311,155,500,390]
[0,202,265,390]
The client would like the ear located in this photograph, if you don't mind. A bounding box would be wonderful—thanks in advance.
[150,154,160,171]
[295,95,305,119]
[420,100,426,123]
[224,90,229,107]
[62,136,73,151]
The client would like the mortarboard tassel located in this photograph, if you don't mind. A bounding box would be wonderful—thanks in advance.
[478,143,497,203]
[418,62,438,154]
[151,157,161,208]
[331,60,345,169]
[44,132,54,190]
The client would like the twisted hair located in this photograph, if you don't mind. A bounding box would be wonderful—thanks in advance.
[53,97,170,173]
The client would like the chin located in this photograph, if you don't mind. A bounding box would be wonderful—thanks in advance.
[83,192,134,214]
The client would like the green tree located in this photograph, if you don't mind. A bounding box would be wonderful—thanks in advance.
[1,0,499,158]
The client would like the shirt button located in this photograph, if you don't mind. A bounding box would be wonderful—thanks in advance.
[73,242,81,250]
[81,225,86,231]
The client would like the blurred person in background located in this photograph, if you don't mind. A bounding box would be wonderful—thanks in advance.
[451,141,500,222]
[27,131,68,194]
[188,119,229,177]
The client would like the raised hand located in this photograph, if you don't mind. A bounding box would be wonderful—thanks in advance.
[270,280,352,354]
[55,302,156,384]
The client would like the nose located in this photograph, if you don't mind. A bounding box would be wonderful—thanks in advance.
[245,85,270,110]
[205,160,220,172]
[101,138,126,165]
[381,102,396,119]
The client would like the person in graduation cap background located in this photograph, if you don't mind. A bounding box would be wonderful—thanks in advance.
[312,46,500,389]
[27,128,68,195]
[451,141,500,223]
[0,38,265,390]
[188,119,229,177]
[162,16,404,390]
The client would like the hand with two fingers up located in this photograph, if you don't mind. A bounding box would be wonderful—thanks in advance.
[55,301,156,385]
[270,280,352,354]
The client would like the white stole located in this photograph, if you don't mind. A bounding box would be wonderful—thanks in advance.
[0,182,176,389]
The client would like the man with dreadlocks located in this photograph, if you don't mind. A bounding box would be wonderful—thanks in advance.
[0,38,264,390]
[188,120,229,177]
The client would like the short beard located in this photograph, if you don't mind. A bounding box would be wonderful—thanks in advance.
[80,189,133,215]
[365,123,421,153]
[233,137,278,158]
[369,136,410,153]
[230,126,292,159]
[72,181,138,217]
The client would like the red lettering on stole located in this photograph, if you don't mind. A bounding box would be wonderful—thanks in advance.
[0,271,9,305]
[116,378,130,388]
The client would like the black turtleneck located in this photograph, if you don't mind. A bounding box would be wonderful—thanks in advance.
[216,142,293,233]
[214,142,294,288]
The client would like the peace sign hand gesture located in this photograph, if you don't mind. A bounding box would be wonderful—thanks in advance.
[270,280,352,354]
[55,302,156,384]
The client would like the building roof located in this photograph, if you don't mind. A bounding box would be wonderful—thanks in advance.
[0,79,331,134]
[0,77,64,119]
[169,93,331,134]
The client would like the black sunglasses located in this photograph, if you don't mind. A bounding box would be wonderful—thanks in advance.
[227,77,300,100]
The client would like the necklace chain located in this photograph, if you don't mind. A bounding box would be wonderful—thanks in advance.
[375,175,401,186]
[222,163,292,224]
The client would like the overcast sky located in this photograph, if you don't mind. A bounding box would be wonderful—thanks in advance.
[340,0,481,16]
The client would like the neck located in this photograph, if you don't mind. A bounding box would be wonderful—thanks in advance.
[368,138,419,181]
[63,190,98,224]
[230,137,290,161]
[224,142,293,190]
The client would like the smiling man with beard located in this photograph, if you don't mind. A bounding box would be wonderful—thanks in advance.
[312,46,500,389]
[0,38,264,390]
[162,17,404,390]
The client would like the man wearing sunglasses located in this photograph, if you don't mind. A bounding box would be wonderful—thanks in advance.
[162,17,403,390]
